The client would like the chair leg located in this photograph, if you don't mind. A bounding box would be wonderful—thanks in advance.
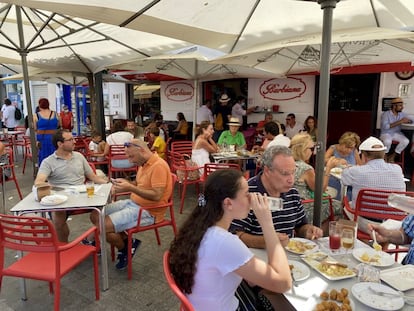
[154,228,161,245]
[92,253,100,300]
[54,279,60,311]
[22,156,27,174]
[127,235,133,280]
[110,245,115,262]
[179,184,188,214]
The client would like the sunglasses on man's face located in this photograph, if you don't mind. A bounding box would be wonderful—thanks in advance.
[124,142,141,148]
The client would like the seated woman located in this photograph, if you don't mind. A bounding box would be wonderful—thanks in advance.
[290,133,342,229]
[303,115,318,142]
[173,112,188,139]
[218,117,247,150]
[150,127,166,159]
[169,169,292,311]
[192,121,218,174]
[325,131,362,166]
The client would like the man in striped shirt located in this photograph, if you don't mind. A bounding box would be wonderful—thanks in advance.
[230,145,323,248]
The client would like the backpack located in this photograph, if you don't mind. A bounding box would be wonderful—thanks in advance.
[14,107,22,120]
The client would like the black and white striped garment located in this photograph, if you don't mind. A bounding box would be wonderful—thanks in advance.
[230,173,307,237]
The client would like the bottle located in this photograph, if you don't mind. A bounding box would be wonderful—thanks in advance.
[388,194,414,214]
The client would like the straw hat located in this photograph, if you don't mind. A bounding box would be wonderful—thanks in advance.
[219,94,231,103]
[227,117,241,127]
[391,97,403,105]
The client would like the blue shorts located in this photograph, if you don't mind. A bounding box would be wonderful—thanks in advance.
[105,199,154,232]
[111,159,135,169]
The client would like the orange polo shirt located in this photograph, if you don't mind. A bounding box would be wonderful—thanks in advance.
[130,154,172,223]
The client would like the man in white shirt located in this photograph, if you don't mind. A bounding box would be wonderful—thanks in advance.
[196,99,214,125]
[231,96,256,125]
[3,98,18,130]
[285,113,303,139]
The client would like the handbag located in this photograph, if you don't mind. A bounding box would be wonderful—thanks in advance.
[176,158,200,182]
[235,280,275,311]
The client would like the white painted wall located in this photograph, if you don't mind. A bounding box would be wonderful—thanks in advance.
[160,81,196,122]
[105,82,127,118]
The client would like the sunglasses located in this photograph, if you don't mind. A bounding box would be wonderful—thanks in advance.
[124,142,141,148]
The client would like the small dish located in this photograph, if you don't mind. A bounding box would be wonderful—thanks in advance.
[285,237,318,255]
[380,265,414,291]
[352,248,394,267]
[351,282,404,310]
[40,194,68,206]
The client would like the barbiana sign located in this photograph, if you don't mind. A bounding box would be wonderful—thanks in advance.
[259,77,306,101]
[164,82,194,102]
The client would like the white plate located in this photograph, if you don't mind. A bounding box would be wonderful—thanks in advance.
[40,194,68,206]
[289,260,310,282]
[381,265,414,291]
[301,251,356,281]
[351,282,404,310]
[285,237,318,255]
[352,248,394,267]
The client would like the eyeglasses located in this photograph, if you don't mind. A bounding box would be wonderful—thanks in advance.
[285,118,291,121]
[272,167,296,176]
[124,142,141,148]
[63,138,74,142]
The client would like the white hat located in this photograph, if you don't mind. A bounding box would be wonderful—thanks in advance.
[227,117,241,126]
[219,94,231,103]
[359,136,386,152]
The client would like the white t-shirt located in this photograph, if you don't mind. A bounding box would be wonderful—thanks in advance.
[3,105,18,128]
[188,226,253,311]
[231,103,246,124]
[106,131,133,146]
[267,134,291,148]
[197,105,214,124]
[285,122,303,139]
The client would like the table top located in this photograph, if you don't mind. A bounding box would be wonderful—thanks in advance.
[10,183,112,213]
[401,123,414,130]
[250,237,413,311]
[0,130,24,135]
[211,151,259,161]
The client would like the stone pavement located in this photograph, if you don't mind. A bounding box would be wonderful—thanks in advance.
[0,155,198,311]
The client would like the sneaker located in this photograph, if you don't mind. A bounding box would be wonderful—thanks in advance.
[81,238,95,246]
[115,239,141,270]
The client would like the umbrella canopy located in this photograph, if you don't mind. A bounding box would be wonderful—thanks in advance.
[7,0,414,54]
[212,27,414,76]
[110,45,276,81]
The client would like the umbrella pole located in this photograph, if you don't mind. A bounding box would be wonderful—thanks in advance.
[314,0,339,227]
[15,5,38,178]
[193,60,199,141]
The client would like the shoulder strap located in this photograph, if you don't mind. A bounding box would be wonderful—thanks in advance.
[49,111,53,120]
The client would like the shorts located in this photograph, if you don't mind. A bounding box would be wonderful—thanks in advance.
[111,159,135,169]
[105,199,154,232]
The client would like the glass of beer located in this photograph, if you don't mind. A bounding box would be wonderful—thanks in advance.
[86,181,95,198]
[341,228,355,253]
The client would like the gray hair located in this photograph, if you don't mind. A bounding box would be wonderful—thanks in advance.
[261,145,292,169]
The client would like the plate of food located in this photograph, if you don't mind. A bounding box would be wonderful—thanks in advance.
[40,194,68,206]
[351,282,404,311]
[285,237,318,255]
[352,248,394,267]
[289,260,310,282]
[380,265,414,291]
[315,287,354,311]
[302,251,356,281]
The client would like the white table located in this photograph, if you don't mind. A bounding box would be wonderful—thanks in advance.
[211,152,259,171]
[10,183,112,295]
[251,237,413,310]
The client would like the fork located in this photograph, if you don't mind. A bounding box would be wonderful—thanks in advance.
[290,269,298,287]
[368,286,402,298]
[372,230,382,251]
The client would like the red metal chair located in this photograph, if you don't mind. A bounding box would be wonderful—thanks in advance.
[344,188,413,260]
[301,195,335,222]
[1,148,23,199]
[110,174,178,280]
[22,136,32,174]
[0,213,100,311]
[163,251,195,311]
[171,140,193,157]
[169,152,201,213]
[108,144,137,179]
[201,162,240,183]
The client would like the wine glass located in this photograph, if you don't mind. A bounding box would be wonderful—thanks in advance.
[341,228,355,253]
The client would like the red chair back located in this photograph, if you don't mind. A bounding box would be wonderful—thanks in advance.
[171,141,193,158]
[108,144,137,178]
[202,162,240,182]
[163,251,195,311]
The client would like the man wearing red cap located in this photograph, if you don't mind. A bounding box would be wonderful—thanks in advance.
[380,97,414,162]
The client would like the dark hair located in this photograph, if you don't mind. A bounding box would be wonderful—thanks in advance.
[196,120,211,136]
[287,113,296,119]
[264,121,280,136]
[169,169,244,294]
[4,98,11,106]
[38,98,49,109]
[177,112,186,121]
[52,129,70,149]
[304,116,317,132]
[91,131,101,138]
[150,127,160,136]
[112,120,124,132]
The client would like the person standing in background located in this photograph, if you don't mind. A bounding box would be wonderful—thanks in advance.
[213,94,232,141]
[231,96,256,127]
[3,98,18,131]
[33,98,60,165]
[196,99,214,126]
[60,105,73,132]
